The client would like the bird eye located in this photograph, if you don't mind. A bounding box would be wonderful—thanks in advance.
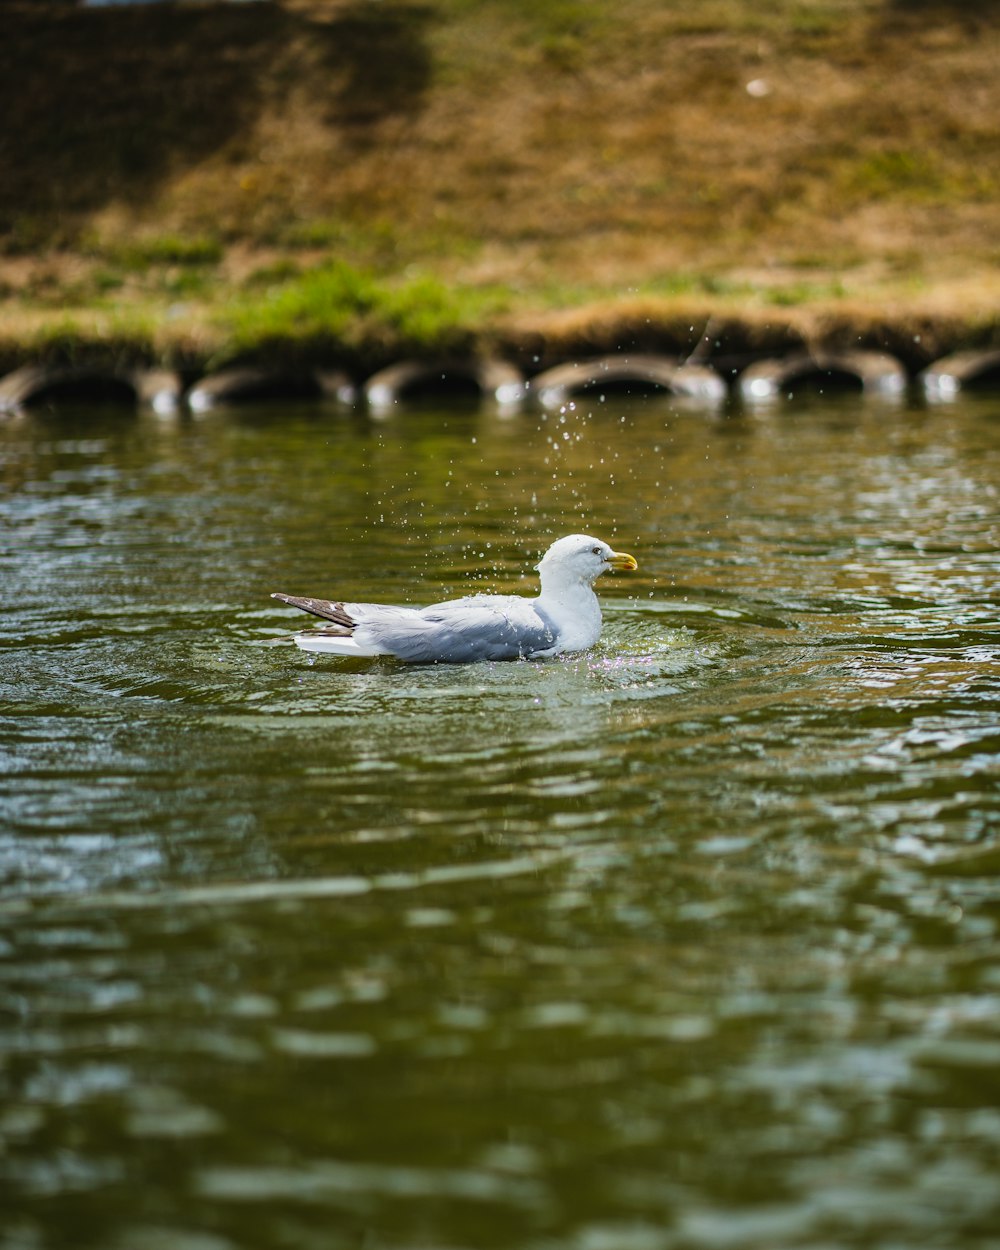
[592,546,602,555]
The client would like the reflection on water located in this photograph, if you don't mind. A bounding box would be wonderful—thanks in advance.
[1,393,999,1249]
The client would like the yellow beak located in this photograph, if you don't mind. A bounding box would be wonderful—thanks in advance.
[607,550,638,572]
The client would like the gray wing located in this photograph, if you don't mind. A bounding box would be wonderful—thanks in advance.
[350,596,558,663]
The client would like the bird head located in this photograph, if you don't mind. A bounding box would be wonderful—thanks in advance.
[535,534,638,586]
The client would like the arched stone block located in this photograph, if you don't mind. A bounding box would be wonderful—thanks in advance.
[0,364,181,413]
[738,351,907,403]
[364,359,525,412]
[529,355,726,410]
[921,350,1000,401]
[186,367,356,412]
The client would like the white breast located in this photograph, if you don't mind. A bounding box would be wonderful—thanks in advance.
[537,585,603,654]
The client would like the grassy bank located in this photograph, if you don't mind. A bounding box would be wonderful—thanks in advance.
[2,0,998,372]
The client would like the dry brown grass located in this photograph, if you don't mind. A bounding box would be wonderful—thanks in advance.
[1,0,998,365]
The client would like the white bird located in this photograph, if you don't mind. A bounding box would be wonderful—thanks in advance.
[272,533,638,663]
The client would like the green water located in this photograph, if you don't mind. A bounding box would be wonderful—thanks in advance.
[1,392,999,1250]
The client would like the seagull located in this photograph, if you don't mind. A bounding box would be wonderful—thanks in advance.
[271,533,638,663]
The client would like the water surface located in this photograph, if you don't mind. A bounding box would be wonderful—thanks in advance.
[2,391,999,1250]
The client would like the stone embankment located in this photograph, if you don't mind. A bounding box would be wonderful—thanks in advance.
[2,349,999,416]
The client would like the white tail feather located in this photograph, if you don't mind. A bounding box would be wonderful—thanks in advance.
[293,633,386,657]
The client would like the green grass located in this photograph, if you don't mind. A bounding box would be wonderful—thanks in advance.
[88,233,224,269]
[219,261,512,360]
[223,262,376,345]
[843,149,948,200]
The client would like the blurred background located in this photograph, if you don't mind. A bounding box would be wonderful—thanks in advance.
[2,0,998,369]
